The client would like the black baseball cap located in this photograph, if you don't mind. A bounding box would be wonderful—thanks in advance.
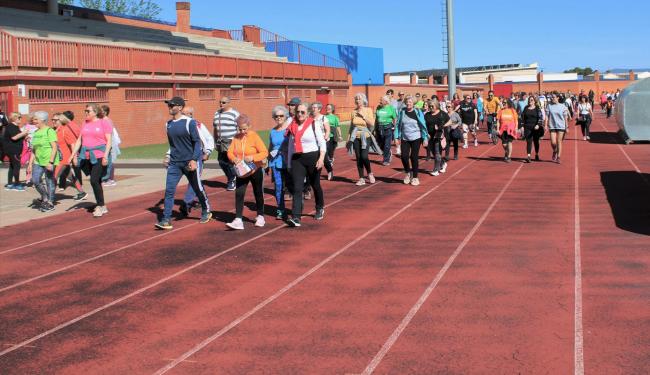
[287,97,301,106]
[165,96,185,107]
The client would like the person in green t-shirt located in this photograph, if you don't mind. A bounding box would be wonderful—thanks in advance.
[375,95,397,165]
[414,93,425,110]
[324,104,342,180]
[26,111,60,212]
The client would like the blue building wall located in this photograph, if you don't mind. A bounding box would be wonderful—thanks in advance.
[264,40,384,85]
[298,41,384,86]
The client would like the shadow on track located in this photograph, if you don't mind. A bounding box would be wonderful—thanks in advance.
[600,171,650,235]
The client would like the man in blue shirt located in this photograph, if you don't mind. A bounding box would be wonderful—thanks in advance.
[155,97,212,230]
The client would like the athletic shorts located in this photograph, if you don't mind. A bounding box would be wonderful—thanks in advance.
[501,131,514,143]
[549,129,566,133]
[468,123,478,132]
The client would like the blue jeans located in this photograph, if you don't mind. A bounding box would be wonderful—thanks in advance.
[270,166,286,212]
[183,158,204,205]
[32,164,55,202]
[102,152,114,182]
[378,126,393,163]
[163,161,210,221]
[217,150,236,183]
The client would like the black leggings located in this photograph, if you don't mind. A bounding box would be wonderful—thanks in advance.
[579,115,592,137]
[6,153,21,184]
[526,133,541,155]
[445,136,459,160]
[235,167,264,218]
[291,151,324,218]
[325,139,337,173]
[81,159,106,206]
[400,138,422,177]
[353,138,371,178]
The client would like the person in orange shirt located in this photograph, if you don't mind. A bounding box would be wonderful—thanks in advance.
[52,113,87,200]
[226,114,269,230]
[497,100,519,163]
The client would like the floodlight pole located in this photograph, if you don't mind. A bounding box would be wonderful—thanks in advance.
[447,0,456,97]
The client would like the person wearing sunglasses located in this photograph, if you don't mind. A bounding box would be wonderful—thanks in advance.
[179,106,215,217]
[69,104,112,217]
[225,114,269,230]
[268,105,290,220]
[26,111,60,212]
[52,113,86,200]
[286,104,326,227]
[155,97,212,230]
[2,112,28,191]
[213,96,239,191]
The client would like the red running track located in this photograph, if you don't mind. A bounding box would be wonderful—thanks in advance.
[0,114,648,374]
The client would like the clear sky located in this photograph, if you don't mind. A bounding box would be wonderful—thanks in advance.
[154,0,649,73]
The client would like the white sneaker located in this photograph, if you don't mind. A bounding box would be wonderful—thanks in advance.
[92,206,104,218]
[411,177,420,186]
[101,206,109,215]
[440,163,447,173]
[327,171,333,181]
[462,143,468,149]
[429,171,440,176]
[474,139,478,147]
[368,173,376,184]
[403,173,411,185]
[226,218,244,230]
[254,215,265,227]
[356,178,366,186]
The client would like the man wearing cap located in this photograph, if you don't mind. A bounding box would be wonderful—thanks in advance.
[213,96,239,191]
[156,97,212,230]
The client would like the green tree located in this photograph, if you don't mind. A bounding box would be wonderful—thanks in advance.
[59,0,162,19]
[563,67,594,76]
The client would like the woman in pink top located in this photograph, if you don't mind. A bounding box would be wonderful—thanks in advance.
[69,103,112,217]
[497,100,519,163]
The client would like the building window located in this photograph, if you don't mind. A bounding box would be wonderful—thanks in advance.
[243,89,260,99]
[199,89,215,101]
[220,89,240,100]
[125,89,169,102]
[28,89,108,104]
[263,89,281,99]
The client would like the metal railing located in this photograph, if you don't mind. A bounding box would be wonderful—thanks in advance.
[0,29,348,82]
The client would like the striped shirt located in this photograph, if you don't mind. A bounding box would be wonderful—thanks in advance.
[213,108,239,141]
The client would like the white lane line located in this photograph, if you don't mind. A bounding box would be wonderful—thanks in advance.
[0,165,399,358]
[574,128,584,375]
[360,163,523,375]
[0,165,359,292]
[596,117,649,187]
[152,146,497,375]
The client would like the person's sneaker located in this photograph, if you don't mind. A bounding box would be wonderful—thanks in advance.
[586,136,590,140]
[226,218,244,230]
[462,143,468,149]
[552,152,557,161]
[57,187,65,192]
[474,139,478,147]
[556,157,561,164]
[303,190,312,200]
[440,163,447,173]
[403,174,411,185]
[327,171,333,181]
[382,161,390,166]
[254,215,265,227]
[226,180,236,191]
[287,217,301,227]
[101,206,109,215]
[583,136,587,141]
[356,178,366,186]
[155,220,173,230]
[429,171,440,176]
[102,179,117,187]
[40,202,55,212]
[535,154,540,161]
[73,191,88,201]
[179,201,190,218]
[411,177,420,186]
[504,157,511,163]
[276,209,285,220]
[314,208,324,220]
[368,174,376,184]
[4,184,14,191]
[200,211,212,224]
[525,156,532,163]
[14,184,25,192]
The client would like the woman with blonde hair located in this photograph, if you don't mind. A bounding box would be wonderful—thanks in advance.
[395,95,429,186]
[348,93,377,186]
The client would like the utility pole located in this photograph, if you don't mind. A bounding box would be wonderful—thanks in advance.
[446,0,456,97]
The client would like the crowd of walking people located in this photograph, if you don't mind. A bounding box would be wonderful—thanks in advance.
[0,86,618,228]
